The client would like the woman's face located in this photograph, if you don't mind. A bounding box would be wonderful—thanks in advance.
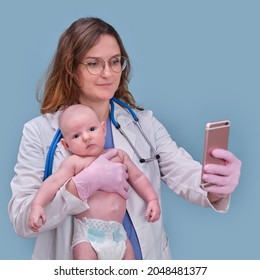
[76,35,122,105]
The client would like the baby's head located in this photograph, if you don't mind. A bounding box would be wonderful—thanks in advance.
[59,104,106,156]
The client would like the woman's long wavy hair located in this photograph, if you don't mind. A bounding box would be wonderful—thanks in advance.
[38,17,142,114]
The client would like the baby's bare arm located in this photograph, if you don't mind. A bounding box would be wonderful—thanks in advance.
[29,156,80,232]
[117,149,158,203]
[117,149,160,221]
[32,155,80,208]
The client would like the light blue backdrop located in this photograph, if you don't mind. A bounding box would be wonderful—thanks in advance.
[0,0,259,260]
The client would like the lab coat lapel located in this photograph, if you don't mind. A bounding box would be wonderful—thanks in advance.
[111,104,136,160]
[49,110,62,131]
[49,110,70,160]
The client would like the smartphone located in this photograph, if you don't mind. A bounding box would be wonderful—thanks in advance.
[200,120,230,188]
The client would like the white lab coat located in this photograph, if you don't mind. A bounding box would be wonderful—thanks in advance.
[8,102,230,259]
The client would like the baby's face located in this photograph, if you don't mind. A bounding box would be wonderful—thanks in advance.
[62,109,106,157]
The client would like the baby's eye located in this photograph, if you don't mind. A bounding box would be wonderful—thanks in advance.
[89,127,96,132]
[73,133,80,139]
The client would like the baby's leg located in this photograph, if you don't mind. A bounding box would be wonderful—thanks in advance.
[122,238,135,260]
[73,241,97,260]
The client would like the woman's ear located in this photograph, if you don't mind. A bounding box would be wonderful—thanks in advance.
[60,138,70,150]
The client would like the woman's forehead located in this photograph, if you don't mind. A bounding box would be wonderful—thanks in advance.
[84,35,121,59]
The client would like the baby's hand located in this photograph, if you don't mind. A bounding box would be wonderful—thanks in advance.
[145,200,161,222]
[28,205,46,232]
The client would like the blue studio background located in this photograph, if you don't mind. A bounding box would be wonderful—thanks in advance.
[0,0,259,260]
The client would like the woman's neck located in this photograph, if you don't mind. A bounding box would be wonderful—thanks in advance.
[80,100,110,122]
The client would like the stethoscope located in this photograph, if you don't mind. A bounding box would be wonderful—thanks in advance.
[44,97,160,180]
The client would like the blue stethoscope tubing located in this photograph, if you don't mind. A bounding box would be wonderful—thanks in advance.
[43,97,159,180]
[110,98,160,163]
[43,128,62,180]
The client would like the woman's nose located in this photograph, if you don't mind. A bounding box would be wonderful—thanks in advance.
[101,62,113,77]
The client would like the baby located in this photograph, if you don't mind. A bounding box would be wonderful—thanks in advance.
[28,104,161,260]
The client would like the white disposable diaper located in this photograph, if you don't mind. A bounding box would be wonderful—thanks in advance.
[72,218,127,260]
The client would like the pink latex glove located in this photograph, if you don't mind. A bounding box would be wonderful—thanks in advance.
[202,149,242,196]
[71,149,130,202]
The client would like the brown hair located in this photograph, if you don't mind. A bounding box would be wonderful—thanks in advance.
[37,17,142,114]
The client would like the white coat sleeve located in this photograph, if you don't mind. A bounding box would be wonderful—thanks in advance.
[152,115,230,212]
[8,120,87,238]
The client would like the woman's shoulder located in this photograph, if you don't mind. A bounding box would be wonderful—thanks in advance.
[135,108,154,119]
[24,111,62,131]
[22,111,63,146]
[115,102,154,120]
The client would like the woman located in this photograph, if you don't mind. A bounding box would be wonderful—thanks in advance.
[8,17,241,259]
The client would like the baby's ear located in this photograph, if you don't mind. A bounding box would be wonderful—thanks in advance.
[101,121,106,136]
[60,138,69,150]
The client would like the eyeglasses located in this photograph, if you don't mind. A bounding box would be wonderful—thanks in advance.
[80,56,128,75]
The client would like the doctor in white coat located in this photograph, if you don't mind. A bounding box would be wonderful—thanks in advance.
[8,17,241,260]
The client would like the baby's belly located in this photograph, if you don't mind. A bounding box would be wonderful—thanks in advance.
[75,191,126,223]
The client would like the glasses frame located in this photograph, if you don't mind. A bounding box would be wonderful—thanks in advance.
[80,56,128,75]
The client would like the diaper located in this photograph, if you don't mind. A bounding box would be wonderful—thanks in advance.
[72,218,127,260]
